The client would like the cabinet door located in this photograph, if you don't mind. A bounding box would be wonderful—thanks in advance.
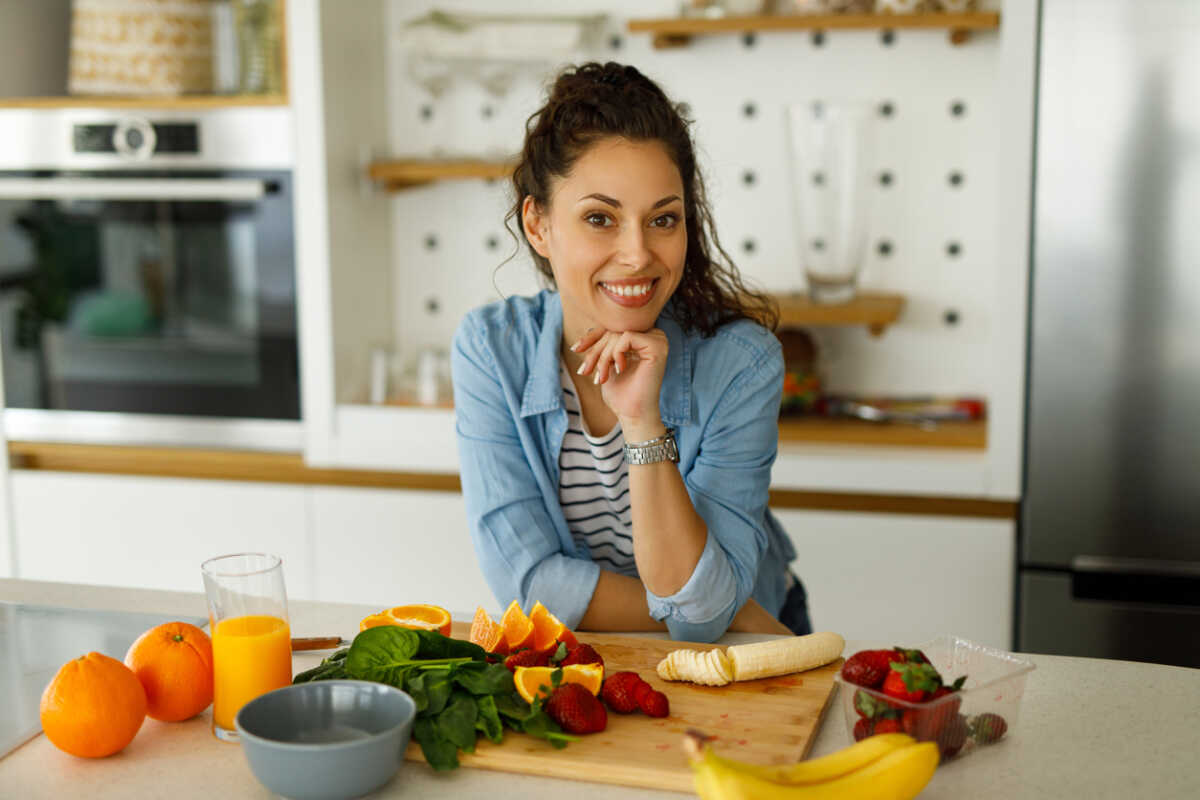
[10,471,313,598]
[309,486,494,614]
[774,509,1014,649]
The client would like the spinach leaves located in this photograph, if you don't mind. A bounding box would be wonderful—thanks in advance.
[292,626,574,770]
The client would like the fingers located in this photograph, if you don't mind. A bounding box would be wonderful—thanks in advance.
[569,327,604,355]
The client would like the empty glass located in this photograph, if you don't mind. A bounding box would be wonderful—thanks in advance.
[201,553,291,742]
[786,102,876,304]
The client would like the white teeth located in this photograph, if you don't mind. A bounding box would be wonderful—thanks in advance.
[603,282,652,297]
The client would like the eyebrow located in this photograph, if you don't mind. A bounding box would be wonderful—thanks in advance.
[579,193,682,209]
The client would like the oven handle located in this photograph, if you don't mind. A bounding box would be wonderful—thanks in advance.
[0,177,268,201]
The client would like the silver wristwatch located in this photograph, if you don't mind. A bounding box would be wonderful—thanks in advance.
[623,427,679,465]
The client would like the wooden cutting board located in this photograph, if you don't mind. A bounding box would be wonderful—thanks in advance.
[404,623,843,792]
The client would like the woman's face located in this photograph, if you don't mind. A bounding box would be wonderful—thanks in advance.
[523,137,687,344]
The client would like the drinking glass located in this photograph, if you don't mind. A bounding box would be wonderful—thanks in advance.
[201,552,291,742]
[786,102,875,304]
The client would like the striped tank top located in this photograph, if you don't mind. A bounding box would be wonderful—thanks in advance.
[558,364,637,576]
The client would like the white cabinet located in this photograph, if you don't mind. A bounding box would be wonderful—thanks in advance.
[308,486,492,612]
[9,471,314,599]
[775,509,1014,650]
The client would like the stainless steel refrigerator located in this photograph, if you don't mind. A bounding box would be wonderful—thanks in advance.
[1019,0,1200,667]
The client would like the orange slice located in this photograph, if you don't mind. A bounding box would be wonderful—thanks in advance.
[468,606,508,654]
[360,612,399,631]
[501,600,535,652]
[385,604,452,637]
[513,663,605,704]
[529,601,575,653]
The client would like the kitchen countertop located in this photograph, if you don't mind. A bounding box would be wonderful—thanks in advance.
[1,578,1197,799]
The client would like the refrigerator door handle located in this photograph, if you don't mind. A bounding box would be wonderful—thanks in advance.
[1070,556,1200,609]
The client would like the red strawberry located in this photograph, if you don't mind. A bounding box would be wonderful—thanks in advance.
[504,648,550,672]
[872,717,904,735]
[902,687,962,741]
[841,649,898,689]
[560,643,604,668]
[852,718,873,741]
[633,679,654,706]
[970,712,1008,744]
[544,683,607,734]
[639,689,669,718]
[601,671,645,714]
[939,713,970,758]
[882,661,941,704]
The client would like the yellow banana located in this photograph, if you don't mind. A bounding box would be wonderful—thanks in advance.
[686,735,939,800]
[705,733,917,785]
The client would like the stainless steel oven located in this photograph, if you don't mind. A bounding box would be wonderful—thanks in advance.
[0,108,299,450]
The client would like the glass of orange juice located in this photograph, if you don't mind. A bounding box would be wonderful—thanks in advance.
[201,552,292,742]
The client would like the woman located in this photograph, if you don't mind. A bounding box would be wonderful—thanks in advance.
[452,62,810,642]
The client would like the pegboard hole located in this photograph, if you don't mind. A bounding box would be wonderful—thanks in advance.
[881,30,895,46]
[943,309,961,326]
[947,241,962,257]
[878,101,896,118]
[742,101,757,119]
[811,238,825,252]
[811,100,824,119]
[424,234,438,251]
[609,34,623,50]
[742,170,757,187]
[425,297,441,315]
[951,100,967,117]
[949,171,964,187]
[877,240,893,257]
[419,104,434,122]
[742,32,757,48]
[742,238,757,254]
[811,30,825,47]
[811,171,825,186]
[879,171,894,187]
[485,235,500,251]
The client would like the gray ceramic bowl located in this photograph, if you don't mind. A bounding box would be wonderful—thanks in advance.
[235,680,416,800]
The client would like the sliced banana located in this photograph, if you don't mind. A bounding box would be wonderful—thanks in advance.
[656,647,733,686]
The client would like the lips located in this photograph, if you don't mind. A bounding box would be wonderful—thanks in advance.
[599,279,657,308]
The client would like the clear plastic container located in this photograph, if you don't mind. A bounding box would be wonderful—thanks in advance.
[833,635,1036,763]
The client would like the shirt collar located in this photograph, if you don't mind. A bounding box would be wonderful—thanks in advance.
[520,291,693,427]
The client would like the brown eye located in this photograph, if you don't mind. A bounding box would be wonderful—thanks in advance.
[585,212,612,227]
[651,214,679,229]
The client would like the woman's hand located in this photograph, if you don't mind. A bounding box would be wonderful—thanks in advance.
[572,327,668,429]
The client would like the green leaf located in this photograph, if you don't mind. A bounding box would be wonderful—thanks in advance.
[452,662,514,696]
[949,675,967,691]
[493,691,532,723]
[519,706,578,749]
[890,662,943,694]
[550,667,563,687]
[346,627,421,683]
[549,641,568,664]
[291,660,346,684]
[413,630,489,661]
[404,672,430,712]
[423,666,454,715]
[434,691,479,752]
[474,695,504,744]
[854,689,895,719]
[413,717,459,771]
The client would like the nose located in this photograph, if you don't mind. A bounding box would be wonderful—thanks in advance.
[616,223,653,270]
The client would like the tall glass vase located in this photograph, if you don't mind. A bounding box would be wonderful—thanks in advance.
[786,102,875,304]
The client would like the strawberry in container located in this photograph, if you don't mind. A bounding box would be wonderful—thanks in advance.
[835,636,1035,763]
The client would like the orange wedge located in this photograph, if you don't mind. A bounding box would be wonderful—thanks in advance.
[385,604,452,637]
[360,612,399,631]
[468,606,508,654]
[529,601,575,653]
[513,663,605,704]
[501,600,535,652]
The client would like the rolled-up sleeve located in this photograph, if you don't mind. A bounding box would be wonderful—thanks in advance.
[644,336,783,642]
[452,318,599,628]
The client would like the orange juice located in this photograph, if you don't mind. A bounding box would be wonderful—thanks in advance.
[211,614,292,732]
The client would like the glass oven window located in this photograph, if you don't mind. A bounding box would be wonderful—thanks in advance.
[0,170,298,420]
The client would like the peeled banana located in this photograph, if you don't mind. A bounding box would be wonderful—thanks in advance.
[657,631,845,686]
[685,732,939,800]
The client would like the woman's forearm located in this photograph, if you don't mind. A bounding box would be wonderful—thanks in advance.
[576,569,792,637]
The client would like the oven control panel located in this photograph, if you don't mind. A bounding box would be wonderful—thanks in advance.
[73,119,200,158]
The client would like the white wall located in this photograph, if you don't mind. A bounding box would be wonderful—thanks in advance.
[0,0,72,97]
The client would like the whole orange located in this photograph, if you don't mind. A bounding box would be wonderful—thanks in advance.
[40,652,147,758]
[124,621,214,722]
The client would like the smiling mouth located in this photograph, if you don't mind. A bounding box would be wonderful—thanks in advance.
[599,279,657,307]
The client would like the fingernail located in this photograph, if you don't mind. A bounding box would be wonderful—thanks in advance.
[577,363,586,375]
[593,371,600,385]
[570,339,581,352]
[615,363,621,375]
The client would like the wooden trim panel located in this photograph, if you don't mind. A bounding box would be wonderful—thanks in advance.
[7,441,1015,518]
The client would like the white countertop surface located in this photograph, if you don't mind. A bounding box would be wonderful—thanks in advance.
[1,578,1197,800]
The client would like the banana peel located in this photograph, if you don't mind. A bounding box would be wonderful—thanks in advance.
[684,730,939,800]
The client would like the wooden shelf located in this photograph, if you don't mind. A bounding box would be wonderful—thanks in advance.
[0,94,288,110]
[628,11,1000,48]
[368,158,515,191]
[778,417,986,449]
[773,291,904,336]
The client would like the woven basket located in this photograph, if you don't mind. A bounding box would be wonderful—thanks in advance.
[68,0,214,95]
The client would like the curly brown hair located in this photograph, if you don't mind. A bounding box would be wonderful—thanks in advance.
[506,61,777,336]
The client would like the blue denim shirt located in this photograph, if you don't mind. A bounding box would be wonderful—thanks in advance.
[451,290,796,642]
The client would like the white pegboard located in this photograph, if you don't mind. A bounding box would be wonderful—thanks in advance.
[372,0,1007,399]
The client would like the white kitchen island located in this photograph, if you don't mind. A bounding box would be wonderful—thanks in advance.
[1,578,1196,799]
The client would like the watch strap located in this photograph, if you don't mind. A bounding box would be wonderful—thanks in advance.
[623,427,679,465]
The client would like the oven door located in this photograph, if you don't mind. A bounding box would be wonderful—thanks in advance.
[0,170,299,448]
